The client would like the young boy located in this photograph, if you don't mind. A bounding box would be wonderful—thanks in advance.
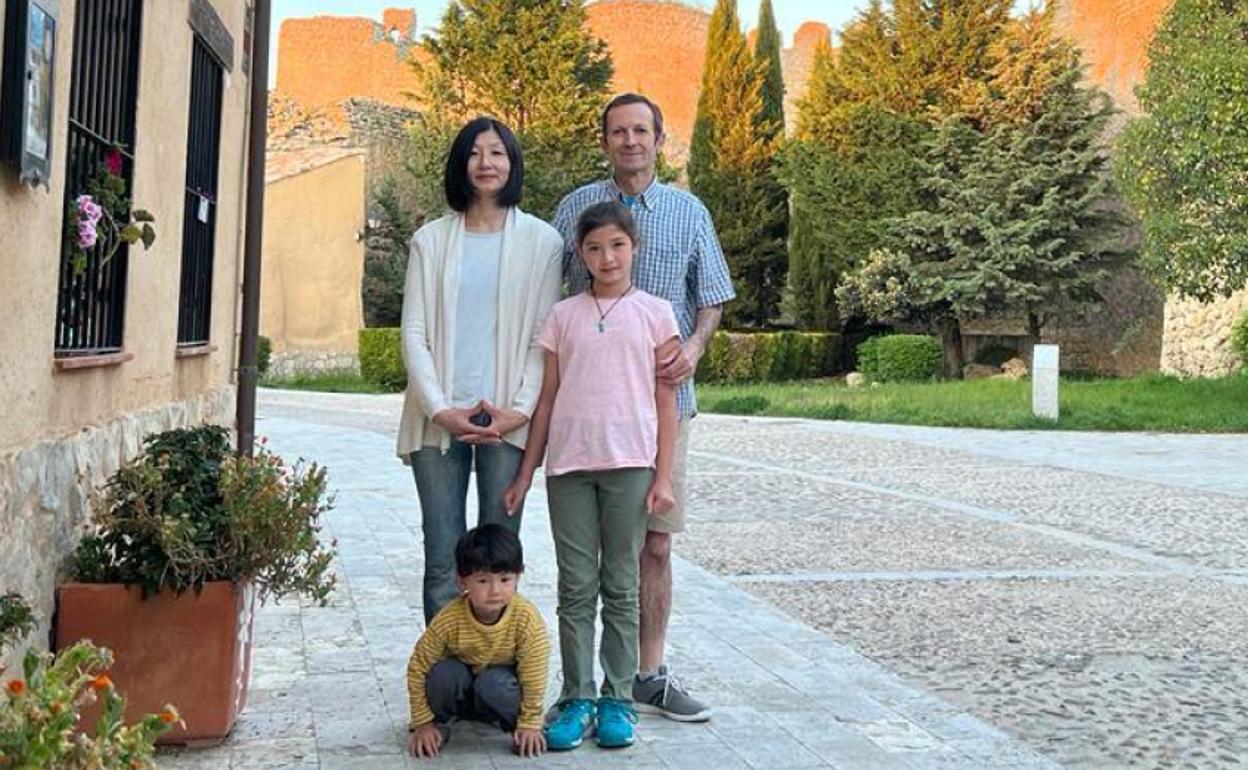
[406,524,550,758]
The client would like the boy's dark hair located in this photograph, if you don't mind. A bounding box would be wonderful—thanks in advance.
[444,117,525,212]
[575,201,639,250]
[600,93,665,140]
[455,523,525,576]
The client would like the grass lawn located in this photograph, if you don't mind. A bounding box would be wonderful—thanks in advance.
[260,370,394,395]
[696,374,1248,432]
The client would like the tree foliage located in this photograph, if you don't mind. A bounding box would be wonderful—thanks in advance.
[831,5,1129,374]
[780,102,927,330]
[688,0,787,327]
[1115,0,1248,301]
[413,0,613,219]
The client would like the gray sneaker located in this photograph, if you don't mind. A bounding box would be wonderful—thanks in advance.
[632,665,712,722]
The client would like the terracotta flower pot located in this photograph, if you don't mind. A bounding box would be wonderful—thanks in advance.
[55,581,256,746]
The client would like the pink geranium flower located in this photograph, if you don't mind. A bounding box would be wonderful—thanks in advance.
[76,195,103,224]
[78,220,98,249]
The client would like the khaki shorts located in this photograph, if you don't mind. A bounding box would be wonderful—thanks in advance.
[648,419,690,534]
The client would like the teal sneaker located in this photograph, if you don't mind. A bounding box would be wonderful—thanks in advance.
[544,698,595,751]
[595,698,637,749]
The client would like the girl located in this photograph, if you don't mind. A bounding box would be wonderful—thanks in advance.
[398,117,563,624]
[503,201,678,751]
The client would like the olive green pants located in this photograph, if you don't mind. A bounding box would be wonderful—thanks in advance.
[546,467,652,701]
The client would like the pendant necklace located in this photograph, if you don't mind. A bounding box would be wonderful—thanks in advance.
[592,284,633,333]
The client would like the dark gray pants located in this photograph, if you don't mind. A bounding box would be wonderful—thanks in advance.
[426,658,521,731]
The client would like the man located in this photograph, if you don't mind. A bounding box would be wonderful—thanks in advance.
[553,93,734,722]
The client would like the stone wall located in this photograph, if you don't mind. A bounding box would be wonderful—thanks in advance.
[1161,289,1248,377]
[269,351,361,379]
[0,387,236,665]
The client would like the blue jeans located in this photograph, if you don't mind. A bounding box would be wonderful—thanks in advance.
[410,441,524,623]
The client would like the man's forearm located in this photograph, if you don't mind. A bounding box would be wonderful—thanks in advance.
[686,304,724,359]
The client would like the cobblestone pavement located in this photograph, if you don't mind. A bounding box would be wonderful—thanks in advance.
[160,390,1248,769]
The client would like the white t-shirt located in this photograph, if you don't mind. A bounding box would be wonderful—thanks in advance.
[451,231,501,408]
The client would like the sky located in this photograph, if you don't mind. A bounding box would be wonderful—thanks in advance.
[270,0,868,84]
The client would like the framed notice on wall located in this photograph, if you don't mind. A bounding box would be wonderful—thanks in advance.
[1,0,58,187]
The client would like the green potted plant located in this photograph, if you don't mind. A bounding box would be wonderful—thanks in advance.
[55,426,336,746]
[2,594,178,769]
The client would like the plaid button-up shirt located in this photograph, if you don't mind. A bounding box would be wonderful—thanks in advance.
[554,177,736,419]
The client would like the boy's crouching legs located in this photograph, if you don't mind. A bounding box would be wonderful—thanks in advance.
[427,658,474,724]
[473,665,521,731]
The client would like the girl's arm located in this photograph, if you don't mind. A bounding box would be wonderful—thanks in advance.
[502,351,559,514]
[647,342,679,515]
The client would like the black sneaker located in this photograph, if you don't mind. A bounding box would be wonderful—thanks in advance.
[632,665,712,722]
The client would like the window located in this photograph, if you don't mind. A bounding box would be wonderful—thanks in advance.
[53,0,144,356]
[176,36,224,347]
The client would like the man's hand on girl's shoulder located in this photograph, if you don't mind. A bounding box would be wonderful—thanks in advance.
[512,727,547,757]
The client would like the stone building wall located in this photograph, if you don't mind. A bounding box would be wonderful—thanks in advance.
[0,0,251,652]
[0,387,235,666]
[1161,290,1248,377]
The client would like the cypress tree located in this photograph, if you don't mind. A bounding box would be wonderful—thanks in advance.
[688,0,786,327]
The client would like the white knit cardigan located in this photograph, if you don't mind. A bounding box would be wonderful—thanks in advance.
[396,208,563,459]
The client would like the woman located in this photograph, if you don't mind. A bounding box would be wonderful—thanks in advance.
[398,117,563,624]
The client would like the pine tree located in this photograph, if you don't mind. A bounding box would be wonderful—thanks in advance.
[1115,0,1248,301]
[887,8,1129,371]
[413,0,613,219]
[688,0,786,327]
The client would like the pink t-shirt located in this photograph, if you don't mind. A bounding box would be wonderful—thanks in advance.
[536,290,680,477]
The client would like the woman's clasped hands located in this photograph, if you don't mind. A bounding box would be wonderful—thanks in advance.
[431,401,528,445]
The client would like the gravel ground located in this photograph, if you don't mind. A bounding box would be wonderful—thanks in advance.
[676,414,1248,770]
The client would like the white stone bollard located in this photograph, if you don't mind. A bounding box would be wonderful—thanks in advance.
[1032,344,1060,420]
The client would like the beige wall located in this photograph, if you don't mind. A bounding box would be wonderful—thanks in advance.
[0,0,250,453]
[0,0,251,652]
[260,155,366,358]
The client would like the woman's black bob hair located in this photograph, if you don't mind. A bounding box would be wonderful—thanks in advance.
[444,117,524,212]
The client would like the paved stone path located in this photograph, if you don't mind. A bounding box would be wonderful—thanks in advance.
[161,390,1248,770]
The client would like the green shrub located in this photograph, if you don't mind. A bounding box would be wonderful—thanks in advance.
[72,426,337,604]
[257,335,272,378]
[855,335,884,381]
[1231,311,1248,375]
[857,334,942,382]
[696,331,840,384]
[358,328,405,392]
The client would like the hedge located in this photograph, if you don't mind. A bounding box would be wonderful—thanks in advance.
[257,335,272,378]
[359,328,406,392]
[361,328,841,390]
[696,331,841,384]
[856,334,942,383]
[1232,311,1248,375]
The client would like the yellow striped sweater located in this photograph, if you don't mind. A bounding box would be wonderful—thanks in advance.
[405,594,550,730]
